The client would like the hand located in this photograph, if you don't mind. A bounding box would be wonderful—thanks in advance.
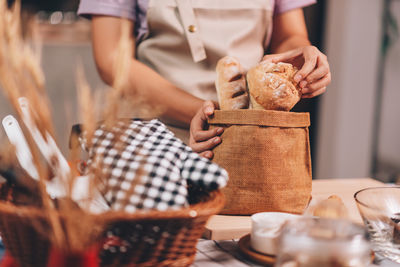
[189,101,224,159]
[263,46,331,98]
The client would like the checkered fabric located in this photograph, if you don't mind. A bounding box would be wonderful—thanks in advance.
[87,119,228,212]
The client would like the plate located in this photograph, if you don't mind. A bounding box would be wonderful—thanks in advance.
[238,234,275,266]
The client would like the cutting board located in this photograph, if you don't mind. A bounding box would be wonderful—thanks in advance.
[203,178,384,240]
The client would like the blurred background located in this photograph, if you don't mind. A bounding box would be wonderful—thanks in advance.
[0,0,398,183]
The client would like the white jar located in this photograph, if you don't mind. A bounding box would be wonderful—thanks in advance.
[251,212,300,255]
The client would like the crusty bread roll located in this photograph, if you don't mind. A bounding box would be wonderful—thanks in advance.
[313,195,348,219]
[247,61,302,111]
[215,56,249,110]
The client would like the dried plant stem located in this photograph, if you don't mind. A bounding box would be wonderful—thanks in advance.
[0,0,161,254]
[0,0,66,247]
[76,63,97,146]
[24,125,66,247]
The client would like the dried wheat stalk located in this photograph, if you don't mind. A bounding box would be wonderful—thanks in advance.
[0,0,162,254]
[0,0,68,248]
[75,19,154,212]
[101,19,164,128]
[76,63,97,147]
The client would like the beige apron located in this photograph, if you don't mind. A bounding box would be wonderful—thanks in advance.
[137,0,273,142]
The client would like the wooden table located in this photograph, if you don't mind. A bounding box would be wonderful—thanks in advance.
[195,178,397,266]
[204,178,384,240]
[192,239,397,267]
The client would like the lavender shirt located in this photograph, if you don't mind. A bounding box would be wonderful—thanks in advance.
[78,0,316,43]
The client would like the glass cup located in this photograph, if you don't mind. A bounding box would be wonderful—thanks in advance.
[354,186,400,263]
[275,217,371,267]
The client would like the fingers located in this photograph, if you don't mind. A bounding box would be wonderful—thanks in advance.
[305,64,329,84]
[189,100,223,158]
[203,100,216,116]
[294,46,319,83]
[192,127,223,142]
[212,100,220,110]
[262,54,274,62]
[303,73,331,94]
[190,100,215,134]
[262,48,302,63]
[306,56,330,84]
[200,151,213,160]
[190,136,222,154]
[302,86,327,98]
[263,46,331,99]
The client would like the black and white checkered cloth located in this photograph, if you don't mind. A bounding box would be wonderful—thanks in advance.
[87,119,228,212]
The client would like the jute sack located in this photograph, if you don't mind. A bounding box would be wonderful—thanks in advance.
[208,110,312,215]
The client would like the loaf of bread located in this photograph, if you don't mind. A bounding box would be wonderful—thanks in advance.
[246,61,302,111]
[215,56,249,110]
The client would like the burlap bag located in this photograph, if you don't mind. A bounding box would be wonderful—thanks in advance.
[208,110,312,215]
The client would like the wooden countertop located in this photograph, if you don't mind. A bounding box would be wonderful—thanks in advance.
[204,178,385,240]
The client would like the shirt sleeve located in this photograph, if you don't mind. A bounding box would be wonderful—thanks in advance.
[77,0,136,21]
[274,0,317,15]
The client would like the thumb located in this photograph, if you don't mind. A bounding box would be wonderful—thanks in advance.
[262,54,276,63]
[203,100,215,117]
[263,49,302,63]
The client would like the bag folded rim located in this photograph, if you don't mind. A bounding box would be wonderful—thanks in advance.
[208,110,310,127]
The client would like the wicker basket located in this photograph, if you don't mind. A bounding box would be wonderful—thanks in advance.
[0,190,224,267]
[0,204,50,267]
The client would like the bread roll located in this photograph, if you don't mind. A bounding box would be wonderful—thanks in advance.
[313,195,348,219]
[247,61,301,111]
[215,56,249,110]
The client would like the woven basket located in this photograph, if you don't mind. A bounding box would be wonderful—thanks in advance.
[0,190,224,267]
[0,204,50,267]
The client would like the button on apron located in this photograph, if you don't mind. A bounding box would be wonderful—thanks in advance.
[188,25,196,33]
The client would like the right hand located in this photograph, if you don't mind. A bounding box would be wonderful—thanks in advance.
[189,101,224,159]
[262,46,331,98]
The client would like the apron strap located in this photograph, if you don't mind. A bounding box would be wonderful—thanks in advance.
[176,0,207,62]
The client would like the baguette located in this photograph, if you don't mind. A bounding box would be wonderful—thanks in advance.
[215,56,249,110]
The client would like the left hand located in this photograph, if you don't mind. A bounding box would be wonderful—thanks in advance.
[263,46,331,98]
[189,101,223,159]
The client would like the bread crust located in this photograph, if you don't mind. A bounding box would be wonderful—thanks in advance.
[313,195,348,219]
[247,62,302,111]
[215,56,249,110]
